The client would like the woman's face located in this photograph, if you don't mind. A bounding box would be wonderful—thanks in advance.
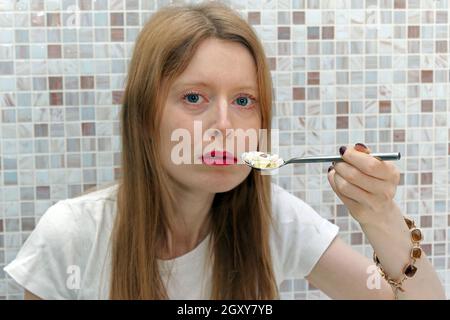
[160,38,262,194]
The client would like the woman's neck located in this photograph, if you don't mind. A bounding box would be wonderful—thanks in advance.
[160,184,215,260]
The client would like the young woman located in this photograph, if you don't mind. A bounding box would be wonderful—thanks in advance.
[4,2,444,300]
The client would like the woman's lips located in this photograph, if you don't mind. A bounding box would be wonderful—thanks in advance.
[200,150,237,165]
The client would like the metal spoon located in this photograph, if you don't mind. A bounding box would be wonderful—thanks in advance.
[242,152,401,171]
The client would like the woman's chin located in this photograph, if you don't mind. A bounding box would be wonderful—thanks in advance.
[194,170,250,193]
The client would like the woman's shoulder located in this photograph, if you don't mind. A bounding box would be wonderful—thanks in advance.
[56,182,118,222]
[3,183,119,299]
[67,182,119,205]
[36,182,119,245]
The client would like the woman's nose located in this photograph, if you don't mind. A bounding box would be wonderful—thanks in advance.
[211,97,233,134]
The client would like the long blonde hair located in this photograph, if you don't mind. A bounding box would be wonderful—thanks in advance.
[109,1,278,299]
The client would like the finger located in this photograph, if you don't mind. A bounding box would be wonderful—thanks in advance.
[333,161,393,196]
[353,142,400,185]
[339,145,393,180]
[332,170,373,206]
[381,160,401,184]
[327,167,361,207]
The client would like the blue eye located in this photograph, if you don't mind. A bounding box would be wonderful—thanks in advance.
[181,91,257,108]
[186,94,199,103]
[234,95,257,108]
[182,92,204,105]
[236,97,249,106]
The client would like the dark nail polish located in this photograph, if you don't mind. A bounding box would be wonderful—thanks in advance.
[354,142,371,154]
[355,142,368,149]
[332,161,336,166]
[328,165,334,172]
[339,146,347,156]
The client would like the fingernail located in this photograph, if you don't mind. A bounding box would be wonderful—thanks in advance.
[339,146,347,156]
[332,161,336,166]
[328,165,334,172]
[354,142,371,154]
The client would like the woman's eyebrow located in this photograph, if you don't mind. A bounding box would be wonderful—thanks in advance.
[173,80,257,92]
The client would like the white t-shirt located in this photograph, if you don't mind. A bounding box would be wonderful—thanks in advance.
[3,182,339,300]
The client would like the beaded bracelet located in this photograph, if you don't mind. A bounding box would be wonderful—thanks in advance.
[372,217,423,300]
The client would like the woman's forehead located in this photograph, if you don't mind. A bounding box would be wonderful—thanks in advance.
[171,39,258,88]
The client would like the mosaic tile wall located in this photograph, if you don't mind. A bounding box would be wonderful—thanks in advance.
[0,0,449,299]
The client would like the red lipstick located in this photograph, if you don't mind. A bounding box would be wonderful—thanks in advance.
[200,150,237,166]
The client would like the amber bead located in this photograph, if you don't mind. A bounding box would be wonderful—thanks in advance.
[404,217,415,229]
[411,247,422,259]
[404,264,417,277]
[411,228,423,242]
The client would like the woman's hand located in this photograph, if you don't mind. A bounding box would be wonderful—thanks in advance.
[327,143,402,226]
[327,143,446,299]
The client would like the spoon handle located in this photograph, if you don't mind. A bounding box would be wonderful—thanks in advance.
[285,152,401,164]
